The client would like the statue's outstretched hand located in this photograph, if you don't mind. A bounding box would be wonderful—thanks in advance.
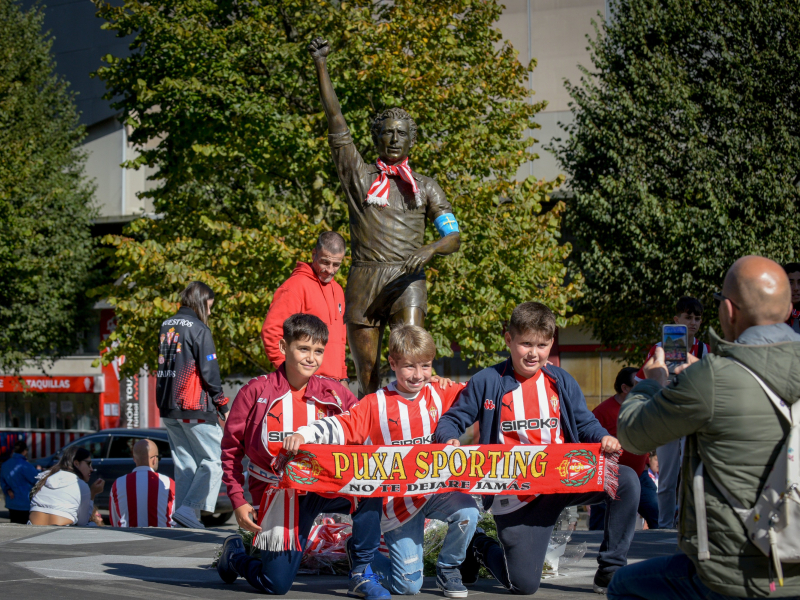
[308,37,330,61]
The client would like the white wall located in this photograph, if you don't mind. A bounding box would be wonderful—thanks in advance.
[495,0,604,183]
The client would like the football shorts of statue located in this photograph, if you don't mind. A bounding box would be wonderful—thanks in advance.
[344,263,427,327]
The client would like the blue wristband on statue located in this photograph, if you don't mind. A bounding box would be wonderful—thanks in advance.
[434,213,460,237]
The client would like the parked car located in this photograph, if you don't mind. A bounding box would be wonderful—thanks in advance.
[33,428,245,526]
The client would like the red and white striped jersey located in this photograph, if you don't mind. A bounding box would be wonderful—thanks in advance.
[109,466,176,528]
[491,370,564,516]
[260,387,343,459]
[634,340,709,381]
[296,381,465,531]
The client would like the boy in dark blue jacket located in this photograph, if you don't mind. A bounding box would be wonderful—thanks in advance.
[434,302,639,595]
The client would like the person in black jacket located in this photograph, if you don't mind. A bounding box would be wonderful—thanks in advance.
[434,302,639,595]
[157,281,230,529]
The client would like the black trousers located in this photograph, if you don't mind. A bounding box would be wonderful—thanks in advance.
[8,509,30,524]
[476,465,640,595]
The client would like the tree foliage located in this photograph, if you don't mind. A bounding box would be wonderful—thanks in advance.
[94,0,582,377]
[557,0,800,358]
[0,0,96,373]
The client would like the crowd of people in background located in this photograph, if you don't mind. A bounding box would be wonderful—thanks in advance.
[2,237,800,600]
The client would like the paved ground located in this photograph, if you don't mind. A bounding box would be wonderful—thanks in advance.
[0,522,678,599]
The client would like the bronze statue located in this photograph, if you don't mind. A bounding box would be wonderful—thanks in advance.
[309,37,461,396]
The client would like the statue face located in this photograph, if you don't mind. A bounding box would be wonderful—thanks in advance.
[374,119,413,165]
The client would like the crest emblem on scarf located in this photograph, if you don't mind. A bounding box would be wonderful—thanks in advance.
[557,449,597,487]
[286,450,323,485]
[550,394,559,413]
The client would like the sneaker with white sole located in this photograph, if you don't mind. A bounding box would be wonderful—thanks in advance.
[592,570,613,594]
[347,564,391,600]
[173,505,205,529]
[437,566,468,598]
[217,534,245,584]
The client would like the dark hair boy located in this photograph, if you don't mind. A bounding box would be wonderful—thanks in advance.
[784,263,800,333]
[218,313,389,599]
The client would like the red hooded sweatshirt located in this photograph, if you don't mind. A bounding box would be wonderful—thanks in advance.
[261,262,347,380]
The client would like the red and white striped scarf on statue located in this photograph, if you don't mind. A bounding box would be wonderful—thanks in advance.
[366,158,421,208]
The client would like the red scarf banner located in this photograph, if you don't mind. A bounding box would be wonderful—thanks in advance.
[273,443,619,499]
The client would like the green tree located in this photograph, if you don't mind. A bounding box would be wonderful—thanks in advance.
[94,0,582,377]
[557,0,800,359]
[0,0,96,374]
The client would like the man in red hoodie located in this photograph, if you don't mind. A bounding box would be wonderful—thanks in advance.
[261,232,348,381]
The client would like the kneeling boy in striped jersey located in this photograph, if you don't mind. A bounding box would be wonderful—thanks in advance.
[217,314,389,599]
[284,324,479,598]
[434,302,638,595]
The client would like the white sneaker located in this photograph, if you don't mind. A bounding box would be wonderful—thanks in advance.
[173,505,205,529]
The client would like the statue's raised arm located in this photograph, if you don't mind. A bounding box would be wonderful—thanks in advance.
[309,37,348,135]
[309,36,460,398]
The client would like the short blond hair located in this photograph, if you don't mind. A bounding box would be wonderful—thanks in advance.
[388,324,436,362]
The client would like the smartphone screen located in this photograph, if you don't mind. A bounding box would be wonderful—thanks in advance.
[662,324,689,363]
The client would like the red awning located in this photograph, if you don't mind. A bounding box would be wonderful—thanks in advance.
[0,375,101,394]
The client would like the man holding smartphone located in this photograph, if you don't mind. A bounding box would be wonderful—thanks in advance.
[635,296,709,528]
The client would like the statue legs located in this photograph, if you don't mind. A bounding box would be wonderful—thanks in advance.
[347,307,425,397]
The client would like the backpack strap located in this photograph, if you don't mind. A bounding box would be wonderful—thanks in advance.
[694,463,711,560]
[727,358,794,425]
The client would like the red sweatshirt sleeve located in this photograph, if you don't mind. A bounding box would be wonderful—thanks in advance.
[220,382,257,510]
[261,281,303,369]
[341,310,348,380]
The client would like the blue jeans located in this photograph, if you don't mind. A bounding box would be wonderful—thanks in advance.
[590,470,659,530]
[475,464,640,595]
[162,418,223,512]
[656,438,683,528]
[372,492,479,594]
[608,553,751,600]
[230,493,383,595]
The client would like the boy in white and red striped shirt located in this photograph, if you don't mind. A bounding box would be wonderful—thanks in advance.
[109,439,175,528]
[434,302,638,595]
[285,325,479,598]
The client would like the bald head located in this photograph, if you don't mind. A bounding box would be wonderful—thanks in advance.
[132,439,157,468]
[720,256,792,340]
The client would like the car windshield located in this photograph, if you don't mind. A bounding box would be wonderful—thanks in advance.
[108,435,172,459]
[68,436,109,459]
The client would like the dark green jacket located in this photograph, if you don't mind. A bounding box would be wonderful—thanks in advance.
[618,325,800,597]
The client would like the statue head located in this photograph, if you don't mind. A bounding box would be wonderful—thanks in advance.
[371,108,417,165]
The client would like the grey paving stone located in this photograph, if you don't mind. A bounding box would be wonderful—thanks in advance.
[0,524,678,599]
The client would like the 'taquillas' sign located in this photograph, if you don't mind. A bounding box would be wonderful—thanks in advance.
[0,376,97,393]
